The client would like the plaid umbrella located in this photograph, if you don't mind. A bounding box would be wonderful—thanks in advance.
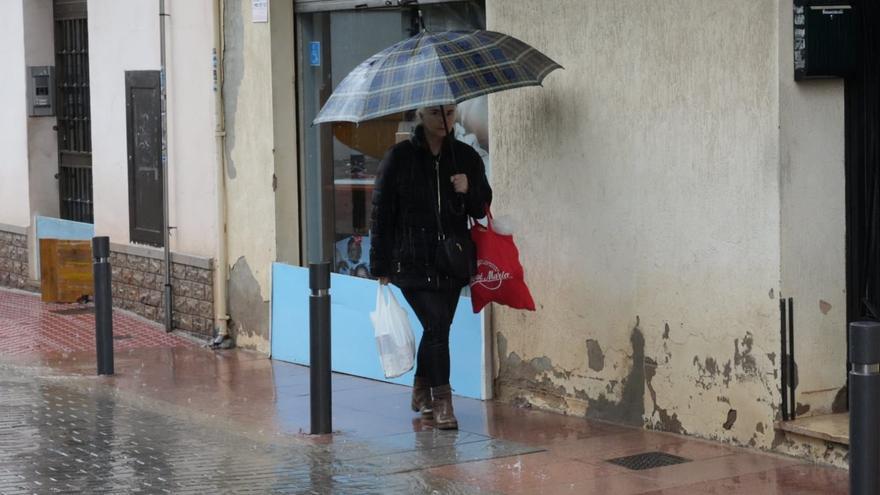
[313,30,562,125]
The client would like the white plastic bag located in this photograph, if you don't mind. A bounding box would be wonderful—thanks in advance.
[491,214,517,235]
[369,285,415,378]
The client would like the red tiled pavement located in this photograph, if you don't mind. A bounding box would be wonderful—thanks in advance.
[0,288,196,357]
[0,288,851,494]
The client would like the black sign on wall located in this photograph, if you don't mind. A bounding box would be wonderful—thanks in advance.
[125,71,165,247]
[794,0,858,80]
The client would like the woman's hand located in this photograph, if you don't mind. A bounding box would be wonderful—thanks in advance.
[378,276,390,285]
[451,174,469,194]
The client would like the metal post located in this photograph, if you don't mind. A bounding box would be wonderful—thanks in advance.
[159,0,173,332]
[849,321,880,494]
[92,236,114,375]
[779,299,789,421]
[787,298,795,419]
[309,262,332,434]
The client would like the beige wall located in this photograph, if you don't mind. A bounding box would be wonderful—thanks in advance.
[89,0,218,258]
[488,0,783,449]
[778,0,847,418]
[165,0,222,257]
[0,0,31,228]
[223,0,299,352]
[271,0,300,267]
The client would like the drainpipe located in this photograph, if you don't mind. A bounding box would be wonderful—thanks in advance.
[159,0,174,332]
[212,0,230,339]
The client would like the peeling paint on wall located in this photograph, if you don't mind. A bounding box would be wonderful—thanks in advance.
[693,356,725,390]
[584,321,646,427]
[645,353,686,435]
[721,361,732,387]
[722,409,737,430]
[586,339,605,371]
[733,332,758,377]
[228,256,269,352]
[495,333,572,410]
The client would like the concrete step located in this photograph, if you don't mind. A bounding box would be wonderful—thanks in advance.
[774,413,849,468]
[776,412,849,445]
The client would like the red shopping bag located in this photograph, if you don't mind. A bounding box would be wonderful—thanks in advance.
[469,210,535,313]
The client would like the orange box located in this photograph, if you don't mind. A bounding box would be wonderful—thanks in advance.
[40,239,94,303]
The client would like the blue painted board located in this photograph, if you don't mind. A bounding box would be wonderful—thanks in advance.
[35,216,94,240]
[271,262,484,399]
[34,216,95,275]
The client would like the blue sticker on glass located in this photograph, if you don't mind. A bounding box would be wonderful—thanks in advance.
[310,42,321,67]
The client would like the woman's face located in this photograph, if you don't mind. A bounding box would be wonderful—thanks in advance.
[420,105,457,141]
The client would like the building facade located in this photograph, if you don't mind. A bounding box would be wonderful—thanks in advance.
[0,0,224,338]
[2,0,876,466]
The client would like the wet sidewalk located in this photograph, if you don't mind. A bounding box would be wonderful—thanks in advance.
[0,288,848,494]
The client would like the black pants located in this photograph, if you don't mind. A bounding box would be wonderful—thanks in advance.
[401,288,461,388]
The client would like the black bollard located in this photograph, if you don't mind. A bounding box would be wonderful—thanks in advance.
[92,236,114,375]
[849,321,880,494]
[309,262,332,434]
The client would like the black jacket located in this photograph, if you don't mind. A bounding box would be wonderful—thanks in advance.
[369,125,492,290]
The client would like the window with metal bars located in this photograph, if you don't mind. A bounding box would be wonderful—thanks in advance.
[54,1,93,224]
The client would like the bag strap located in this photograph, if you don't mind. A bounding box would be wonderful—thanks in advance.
[469,204,493,230]
[433,154,446,240]
[434,121,469,239]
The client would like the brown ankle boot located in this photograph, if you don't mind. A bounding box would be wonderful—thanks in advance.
[430,384,458,430]
[412,376,433,417]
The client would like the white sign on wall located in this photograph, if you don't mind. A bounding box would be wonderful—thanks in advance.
[252,0,268,23]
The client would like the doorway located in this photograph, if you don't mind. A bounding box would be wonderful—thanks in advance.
[845,1,880,366]
[270,0,493,398]
[53,0,93,224]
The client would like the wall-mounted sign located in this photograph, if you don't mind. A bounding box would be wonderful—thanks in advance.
[793,0,856,80]
[310,42,321,66]
[252,0,268,23]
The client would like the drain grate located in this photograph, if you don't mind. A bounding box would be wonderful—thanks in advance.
[605,451,691,471]
[49,307,94,316]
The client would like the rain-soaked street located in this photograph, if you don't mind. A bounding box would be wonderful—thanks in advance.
[0,364,530,494]
[0,289,850,494]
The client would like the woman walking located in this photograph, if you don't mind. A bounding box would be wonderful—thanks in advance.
[369,105,492,430]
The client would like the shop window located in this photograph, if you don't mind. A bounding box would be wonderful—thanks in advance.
[297,2,489,279]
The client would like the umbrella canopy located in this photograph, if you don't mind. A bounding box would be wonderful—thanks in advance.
[313,30,562,125]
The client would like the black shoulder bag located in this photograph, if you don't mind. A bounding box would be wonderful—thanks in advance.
[433,151,476,280]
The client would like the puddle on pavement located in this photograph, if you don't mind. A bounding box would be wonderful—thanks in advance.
[0,366,536,494]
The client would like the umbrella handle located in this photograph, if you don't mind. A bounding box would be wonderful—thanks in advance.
[439,105,460,175]
[440,109,465,210]
[439,106,467,210]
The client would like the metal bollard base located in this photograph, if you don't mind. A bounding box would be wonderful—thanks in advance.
[850,371,880,494]
[849,321,880,495]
